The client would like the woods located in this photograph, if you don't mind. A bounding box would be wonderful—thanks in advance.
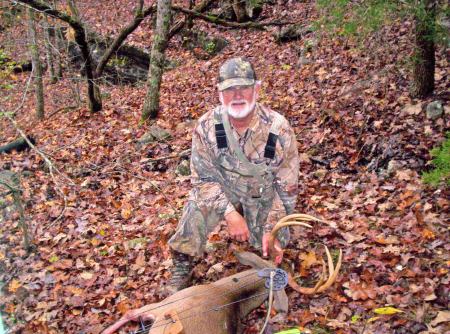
[0,1,449,333]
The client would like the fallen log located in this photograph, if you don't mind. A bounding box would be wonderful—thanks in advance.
[0,136,36,154]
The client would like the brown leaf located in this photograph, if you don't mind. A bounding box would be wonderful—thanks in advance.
[299,251,320,269]
[8,279,21,293]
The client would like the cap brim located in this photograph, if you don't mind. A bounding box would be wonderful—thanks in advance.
[218,78,255,91]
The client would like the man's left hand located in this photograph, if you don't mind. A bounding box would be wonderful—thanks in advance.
[262,233,283,265]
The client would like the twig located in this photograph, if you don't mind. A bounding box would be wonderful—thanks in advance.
[144,148,191,163]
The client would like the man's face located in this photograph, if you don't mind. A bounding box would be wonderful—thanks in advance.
[219,83,260,119]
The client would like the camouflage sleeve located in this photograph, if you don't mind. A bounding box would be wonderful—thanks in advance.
[264,121,299,245]
[190,120,232,212]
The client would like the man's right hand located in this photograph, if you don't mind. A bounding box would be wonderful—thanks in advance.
[225,211,250,242]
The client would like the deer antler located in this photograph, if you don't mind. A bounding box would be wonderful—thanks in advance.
[269,214,342,295]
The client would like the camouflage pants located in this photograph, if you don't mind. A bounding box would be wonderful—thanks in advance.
[168,185,281,258]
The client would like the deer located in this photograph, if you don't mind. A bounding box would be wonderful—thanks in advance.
[102,214,343,334]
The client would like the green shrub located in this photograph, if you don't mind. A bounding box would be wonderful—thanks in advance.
[422,133,450,186]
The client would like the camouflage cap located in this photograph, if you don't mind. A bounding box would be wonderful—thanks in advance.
[218,57,256,91]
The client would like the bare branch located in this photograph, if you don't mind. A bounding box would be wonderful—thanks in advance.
[171,5,297,30]
[95,2,157,77]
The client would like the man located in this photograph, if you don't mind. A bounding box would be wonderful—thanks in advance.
[167,57,299,293]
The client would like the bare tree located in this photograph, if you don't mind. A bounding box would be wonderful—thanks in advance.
[27,7,44,119]
[18,0,102,112]
[142,0,172,121]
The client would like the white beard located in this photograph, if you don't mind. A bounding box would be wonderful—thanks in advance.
[221,93,257,119]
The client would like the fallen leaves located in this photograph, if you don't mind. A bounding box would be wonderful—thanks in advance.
[8,279,21,293]
[343,282,378,301]
[80,272,94,280]
[0,1,448,334]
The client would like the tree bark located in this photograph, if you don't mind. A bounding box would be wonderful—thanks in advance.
[27,7,45,120]
[43,16,57,83]
[52,0,64,79]
[232,0,247,22]
[187,0,195,29]
[67,0,102,111]
[142,0,172,121]
[55,26,65,79]
[411,0,436,98]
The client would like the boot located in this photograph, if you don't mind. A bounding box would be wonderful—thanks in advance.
[165,250,193,296]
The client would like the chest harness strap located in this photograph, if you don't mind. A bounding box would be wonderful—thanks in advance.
[214,107,283,161]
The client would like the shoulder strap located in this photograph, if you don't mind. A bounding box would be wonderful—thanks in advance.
[264,113,283,159]
[214,108,228,149]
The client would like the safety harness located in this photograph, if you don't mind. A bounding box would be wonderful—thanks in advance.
[213,105,283,199]
[214,106,283,161]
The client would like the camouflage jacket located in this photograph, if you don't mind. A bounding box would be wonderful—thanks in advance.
[190,103,299,234]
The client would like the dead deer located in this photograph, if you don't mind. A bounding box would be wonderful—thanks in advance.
[102,214,342,334]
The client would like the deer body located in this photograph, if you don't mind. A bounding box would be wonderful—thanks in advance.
[103,214,342,334]
[103,269,271,334]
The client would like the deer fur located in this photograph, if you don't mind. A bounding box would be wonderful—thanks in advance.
[102,252,288,334]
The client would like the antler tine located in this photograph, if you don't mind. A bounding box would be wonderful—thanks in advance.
[270,213,342,295]
[287,245,342,295]
[271,221,312,238]
[311,258,327,293]
[316,247,342,292]
[271,213,323,238]
[268,214,319,257]
[278,213,324,225]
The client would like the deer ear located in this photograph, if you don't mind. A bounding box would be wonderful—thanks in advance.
[234,251,276,269]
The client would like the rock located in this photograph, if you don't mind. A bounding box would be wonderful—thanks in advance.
[175,159,191,176]
[426,100,444,120]
[387,160,402,175]
[137,125,172,145]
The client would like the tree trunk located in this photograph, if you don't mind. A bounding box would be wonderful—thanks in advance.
[52,0,64,79]
[27,7,44,120]
[67,0,102,112]
[410,0,436,98]
[55,26,64,79]
[187,0,194,29]
[43,16,57,83]
[232,0,247,22]
[142,0,172,121]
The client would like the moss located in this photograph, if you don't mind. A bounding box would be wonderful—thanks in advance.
[422,132,450,187]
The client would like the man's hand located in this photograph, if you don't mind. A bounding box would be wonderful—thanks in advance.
[262,233,283,265]
[225,210,250,242]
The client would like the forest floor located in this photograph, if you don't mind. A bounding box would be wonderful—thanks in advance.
[0,1,449,333]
